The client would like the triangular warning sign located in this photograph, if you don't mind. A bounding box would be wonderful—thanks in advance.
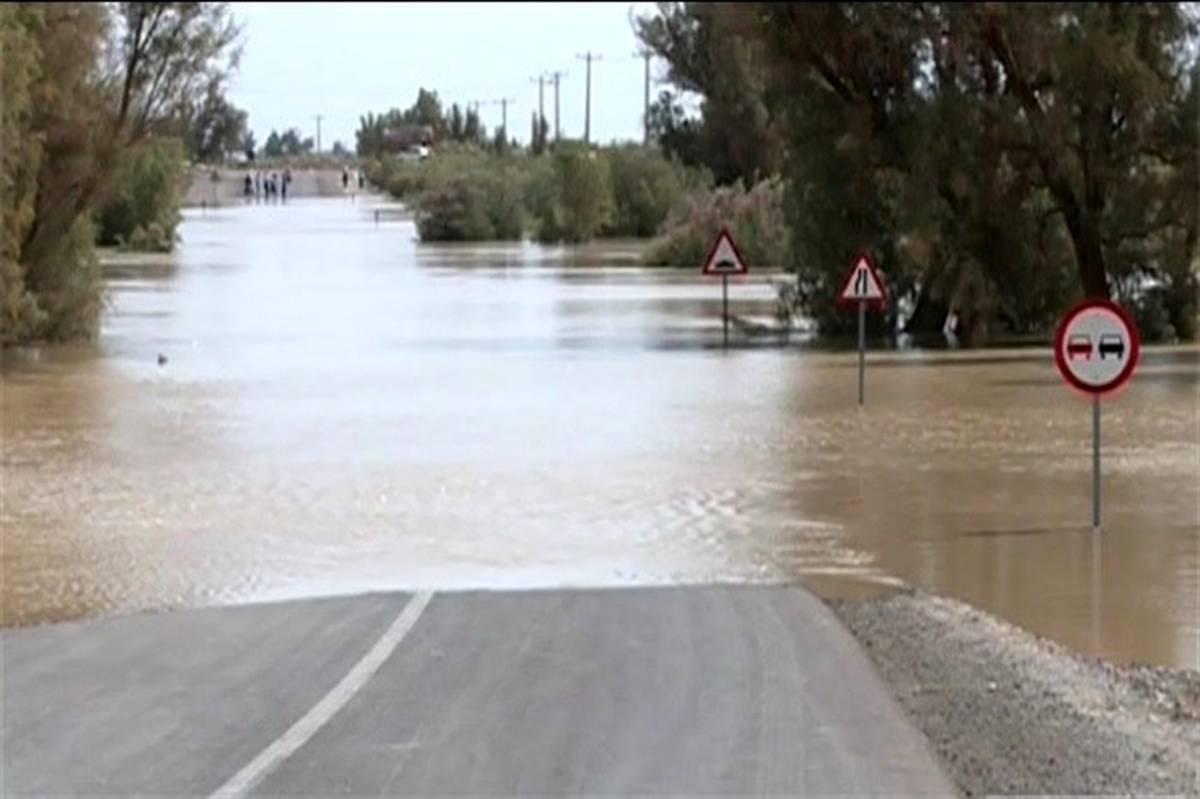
[838,254,888,307]
[702,228,748,275]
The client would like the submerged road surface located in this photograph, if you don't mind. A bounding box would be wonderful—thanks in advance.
[3,586,954,796]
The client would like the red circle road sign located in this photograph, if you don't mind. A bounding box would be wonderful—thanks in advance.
[1053,299,1140,395]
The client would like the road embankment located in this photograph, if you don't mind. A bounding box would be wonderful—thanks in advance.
[827,587,1199,797]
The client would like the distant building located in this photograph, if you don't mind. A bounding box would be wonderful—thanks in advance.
[382,124,434,156]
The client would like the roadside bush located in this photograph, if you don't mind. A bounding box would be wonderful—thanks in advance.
[525,144,614,243]
[413,159,525,242]
[400,143,709,244]
[96,138,186,252]
[28,215,105,342]
[642,177,788,269]
[604,146,709,238]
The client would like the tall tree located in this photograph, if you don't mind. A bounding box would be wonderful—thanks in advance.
[5,3,240,343]
[645,2,1199,340]
[636,2,785,185]
[184,78,248,163]
[263,129,283,158]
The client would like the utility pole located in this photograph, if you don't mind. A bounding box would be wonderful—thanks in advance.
[530,75,545,124]
[530,74,546,148]
[634,50,652,146]
[492,97,516,139]
[575,52,602,144]
[313,114,323,154]
[546,70,566,142]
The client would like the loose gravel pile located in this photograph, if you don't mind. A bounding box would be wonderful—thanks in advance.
[827,588,1200,797]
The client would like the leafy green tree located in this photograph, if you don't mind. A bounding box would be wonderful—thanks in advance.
[96,137,186,252]
[263,129,283,158]
[530,112,549,155]
[1,3,47,341]
[530,144,614,243]
[403,88,446,139]
[184,79,248,163]
[463,108,484,143]
[356,112,385,157]
[636,2,785,185]
[643,2,1199,341]
[2,2,240,344]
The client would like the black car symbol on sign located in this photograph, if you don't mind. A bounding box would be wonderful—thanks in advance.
[716,258,736,271]
[1098,333,1125,360]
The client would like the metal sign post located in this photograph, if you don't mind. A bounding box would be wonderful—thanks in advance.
[1092,394,1101,531]
[1053,298,1140,533]
[722,275,729,346]
[857,300,866,405]
[701,228,749,347]
[838,253,888,406]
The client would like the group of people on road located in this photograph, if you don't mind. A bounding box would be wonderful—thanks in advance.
[243,169,292,202]
[237,166,368,203]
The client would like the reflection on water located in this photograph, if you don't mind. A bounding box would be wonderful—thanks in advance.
[2,198,1197,669]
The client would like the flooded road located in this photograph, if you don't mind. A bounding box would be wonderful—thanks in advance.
[2,198,1197,668]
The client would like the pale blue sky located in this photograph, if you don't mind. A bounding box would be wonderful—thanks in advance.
[226,2,661,152]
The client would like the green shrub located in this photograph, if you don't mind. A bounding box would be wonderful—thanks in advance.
[523,156,564,242]
[524,143,614,243]
[642,177,788,269]
[400,143,708,244]
[415,175,491,241]
[96,138,185,252]
[604,146,709,238]
[29,215,105,342]
[413,159,525,242]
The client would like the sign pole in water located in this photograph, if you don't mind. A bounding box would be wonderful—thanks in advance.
[722,275,729,345]
[701,227,749,347]
[1093,394,1101,530]
[1053,298,1140,532]
[857,300,865,404]
[838,253,888,405]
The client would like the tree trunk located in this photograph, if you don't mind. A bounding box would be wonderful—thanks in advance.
[1057,193,1111,299]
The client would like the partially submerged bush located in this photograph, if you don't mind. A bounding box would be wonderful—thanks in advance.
[390,143,709,244]
[413,156,525,242]
[524,144,614,243]
[642,177,788,268]
[604,146,709,238]
[96,138,186,252]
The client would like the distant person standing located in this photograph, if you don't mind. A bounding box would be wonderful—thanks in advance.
[282,168,292,202]
[357,170,365,191]
[254,170,262,200]
[243,172,253,199]
[270,172,279,200]
[341,166,350,192]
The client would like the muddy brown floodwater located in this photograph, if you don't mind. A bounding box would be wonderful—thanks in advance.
[2,198,1197,669]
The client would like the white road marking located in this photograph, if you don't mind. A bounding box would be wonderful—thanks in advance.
[209,591,435,799]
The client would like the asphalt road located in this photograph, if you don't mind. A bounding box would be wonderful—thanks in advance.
[3,586,955,796]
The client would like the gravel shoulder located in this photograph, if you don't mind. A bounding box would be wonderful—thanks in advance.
[826,587,1200,797]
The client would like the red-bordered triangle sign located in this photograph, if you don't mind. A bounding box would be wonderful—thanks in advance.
[838,252,888,308]
[701,228,749,275]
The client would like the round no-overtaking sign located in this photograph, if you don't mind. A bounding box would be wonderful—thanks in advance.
[1054,299,1140,395]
